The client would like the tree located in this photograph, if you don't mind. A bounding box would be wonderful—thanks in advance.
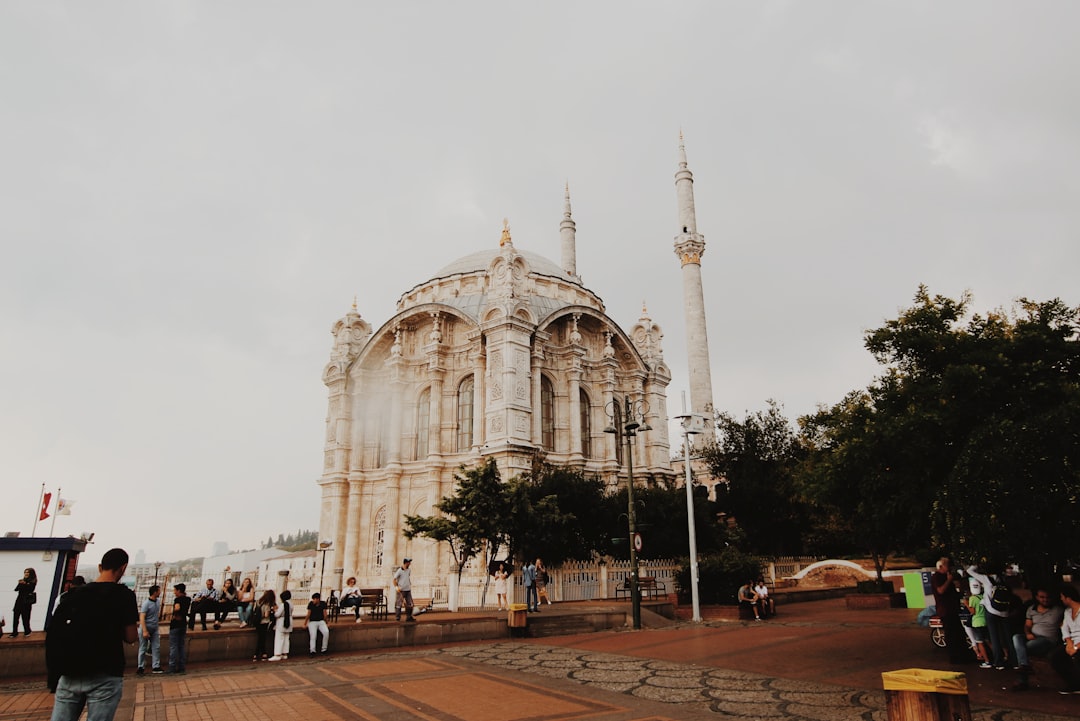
[506,463,610,564]
[803,287,1080,580]
[699,401,812,555]
[403,458,510,583]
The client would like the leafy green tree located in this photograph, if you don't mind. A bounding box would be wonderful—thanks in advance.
[403,458,510,581]
[699,401,812,555]
[505,462,611,564]
[803,287,1080,580]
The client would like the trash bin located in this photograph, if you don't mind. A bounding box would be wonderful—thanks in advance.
[881,668,970,721]
[508,603,528,628]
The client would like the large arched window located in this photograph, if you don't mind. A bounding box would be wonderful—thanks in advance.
[415,388,430,460]
[580,388,592,458]
[457,376,474,451]
[541,376,555,451]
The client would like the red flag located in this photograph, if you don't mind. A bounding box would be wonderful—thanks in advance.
[40,492,52,521]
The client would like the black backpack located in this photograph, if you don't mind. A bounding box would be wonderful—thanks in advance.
[989,580,1012,613]
[46,585,109,689]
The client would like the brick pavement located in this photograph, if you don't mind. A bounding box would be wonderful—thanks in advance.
[2,598,1077,721]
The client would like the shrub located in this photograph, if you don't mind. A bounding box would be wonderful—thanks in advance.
[675,548,762,605]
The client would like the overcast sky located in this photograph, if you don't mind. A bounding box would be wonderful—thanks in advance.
[2,2,1077,564]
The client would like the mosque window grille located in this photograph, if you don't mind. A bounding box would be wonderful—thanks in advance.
[457,375,474,451]
[580,388,592,458]
[541,375,555,451]
[415,388,431,460]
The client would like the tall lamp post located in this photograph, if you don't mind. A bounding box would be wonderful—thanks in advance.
[676,398,708,623]
[605,394,651,630]
[153,561,162,589]
[318,541,333,598]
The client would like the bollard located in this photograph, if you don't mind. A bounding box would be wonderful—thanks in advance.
[881,668,971,721]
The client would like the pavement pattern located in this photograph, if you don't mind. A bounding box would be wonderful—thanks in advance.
[2,642,1074,721]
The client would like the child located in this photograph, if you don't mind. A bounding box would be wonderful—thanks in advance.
[967,581,991,667]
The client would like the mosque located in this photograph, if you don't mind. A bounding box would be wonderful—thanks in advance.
[316,139,716,591]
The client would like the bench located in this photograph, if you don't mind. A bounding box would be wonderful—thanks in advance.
[615,576,667,600]
[358,588,388,620]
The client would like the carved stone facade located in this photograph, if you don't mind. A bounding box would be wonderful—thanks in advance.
[317,225,674,590]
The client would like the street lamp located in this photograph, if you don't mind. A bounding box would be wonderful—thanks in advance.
[318,541,333,598]
[604,394,652,630]
[676,400,709,623]
[153,561,162,588]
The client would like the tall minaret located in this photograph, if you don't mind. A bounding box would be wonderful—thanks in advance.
[560,182,578,280]
[673,134,715,415]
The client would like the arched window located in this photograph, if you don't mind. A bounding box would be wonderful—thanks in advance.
[541,376,555,451]
[457,376,474,451]
[374,507,386,569]
[580,388,592,458]
[415,388,430,460]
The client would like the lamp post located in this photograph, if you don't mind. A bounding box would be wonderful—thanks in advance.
[676,397,708,623]
[318,541,333,598]
[153,561,162,590]
[605,394,651,630]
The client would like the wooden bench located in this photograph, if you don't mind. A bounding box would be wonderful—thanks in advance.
[615,576,667,600]
[358,588,388,620]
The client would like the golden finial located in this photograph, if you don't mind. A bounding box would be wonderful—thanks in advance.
[500,218,512,246]
[642,300,648,315]
[352,295,358,311]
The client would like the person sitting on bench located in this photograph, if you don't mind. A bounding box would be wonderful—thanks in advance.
[339,577,364,622]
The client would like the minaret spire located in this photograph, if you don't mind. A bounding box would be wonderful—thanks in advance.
[673,134,715,416]
[560,181,578,280]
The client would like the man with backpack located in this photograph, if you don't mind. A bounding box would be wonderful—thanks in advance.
[46,547,139,721]
[967,565,1015,669]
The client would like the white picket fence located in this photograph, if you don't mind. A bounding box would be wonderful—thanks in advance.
[418,556,822,611]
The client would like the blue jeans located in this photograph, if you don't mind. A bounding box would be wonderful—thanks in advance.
[236,602,251,626]
[50,674,124,721]
[525,585,538,610]
[138,629,160,670]
[168,627,186,672]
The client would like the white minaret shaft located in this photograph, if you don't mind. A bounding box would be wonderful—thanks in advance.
[560,182,578,278]
[673,135,715,415]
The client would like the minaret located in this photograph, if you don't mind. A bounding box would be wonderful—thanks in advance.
[673,134,715,415]
[560,181,578,279]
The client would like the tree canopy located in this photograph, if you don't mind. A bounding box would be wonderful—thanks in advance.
[802,287,1080,579]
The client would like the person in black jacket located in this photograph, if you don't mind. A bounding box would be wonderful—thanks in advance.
[10,567,37,637]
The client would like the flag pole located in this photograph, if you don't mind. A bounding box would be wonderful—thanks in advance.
[32,483,45,536]
[48,487,62,537]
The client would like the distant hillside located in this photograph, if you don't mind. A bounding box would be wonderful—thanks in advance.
[263,529,317,553]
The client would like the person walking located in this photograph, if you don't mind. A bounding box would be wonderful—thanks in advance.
[45,548,138,721]
[536,558,552,607]
[167,584,190,674]
[137,585,163,675]
[10,568,37,637]
[393,558,415,622]
[268,590,292,661]
[304,592,330,655]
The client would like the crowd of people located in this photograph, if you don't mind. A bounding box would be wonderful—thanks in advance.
[931,557,1080,695]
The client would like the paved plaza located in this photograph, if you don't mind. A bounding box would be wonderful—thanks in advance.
[1,599,1076,721]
